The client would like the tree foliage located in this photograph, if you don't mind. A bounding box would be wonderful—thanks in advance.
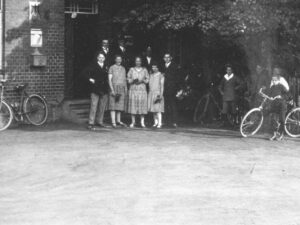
[112,0,300,74]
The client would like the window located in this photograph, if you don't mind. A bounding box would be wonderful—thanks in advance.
[65,0,99,15]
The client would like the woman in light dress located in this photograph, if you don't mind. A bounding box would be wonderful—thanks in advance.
[148,63,165,128]
[127,57,149,128]
[108,55,127,127]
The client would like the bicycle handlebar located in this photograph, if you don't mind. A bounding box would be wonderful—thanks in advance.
[259,88,282,101]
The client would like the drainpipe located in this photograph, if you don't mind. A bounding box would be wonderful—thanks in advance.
[0,0,5,78]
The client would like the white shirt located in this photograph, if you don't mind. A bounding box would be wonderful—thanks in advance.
[102,47,109,54]
[165,62,171,68]
[270,76,289,91]
[147,56,151,64]
[224,73,234,81]
[119,46,125,52]
[98,62,104,68]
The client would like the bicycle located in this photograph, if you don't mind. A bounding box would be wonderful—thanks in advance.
[193,83,222,124]
[240,88,300,138]
[193,83,248,126]
[0,79,49,131]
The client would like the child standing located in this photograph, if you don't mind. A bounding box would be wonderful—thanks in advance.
[148,63,165,128]
[219,65,242,126]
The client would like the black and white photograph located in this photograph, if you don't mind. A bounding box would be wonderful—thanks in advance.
[0,0,300,224]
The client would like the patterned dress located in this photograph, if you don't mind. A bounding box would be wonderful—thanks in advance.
[148,72,164,113]
[108,64,127,111]
[127,67,149,115]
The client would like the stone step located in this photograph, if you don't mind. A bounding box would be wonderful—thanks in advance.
[61,99,91,124]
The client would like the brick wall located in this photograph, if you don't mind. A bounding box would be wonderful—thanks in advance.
[3,0,65,102]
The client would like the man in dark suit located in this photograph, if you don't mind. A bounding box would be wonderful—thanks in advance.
[161,53,180,128]
[86,52,109,130]
[114,38,131,70]
[100,39,113,66]
[142,46,155,73]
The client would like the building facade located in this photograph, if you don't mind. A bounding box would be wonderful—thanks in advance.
[2,0,65,102]
[0,0,186,103]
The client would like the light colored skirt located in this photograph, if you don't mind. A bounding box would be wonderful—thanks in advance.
[127,84,148,115]
[148,91,164,113]
[108,84,127,111]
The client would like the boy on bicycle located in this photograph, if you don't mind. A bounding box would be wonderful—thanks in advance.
[264,67,290,141]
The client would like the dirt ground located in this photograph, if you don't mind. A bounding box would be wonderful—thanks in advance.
[0,123,300,225]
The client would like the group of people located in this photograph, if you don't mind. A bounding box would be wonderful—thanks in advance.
[219,64,290,141]
[85,38,291,141]
[85,39,180,130]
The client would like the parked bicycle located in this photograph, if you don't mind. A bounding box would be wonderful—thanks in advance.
[240,88,300,138]
[193,83,249,126]
[0,79,49,131]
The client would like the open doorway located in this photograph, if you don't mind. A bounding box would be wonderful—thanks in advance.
[65,14,100,99]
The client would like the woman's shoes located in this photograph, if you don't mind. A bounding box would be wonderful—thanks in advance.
[129,123,135,128]
[157,124,162,129]
[152,123,158,128]
[141,123,146,128]
[112,123,117,128]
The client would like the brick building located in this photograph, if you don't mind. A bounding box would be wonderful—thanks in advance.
[1,0,65,102]
[0,0,182,104]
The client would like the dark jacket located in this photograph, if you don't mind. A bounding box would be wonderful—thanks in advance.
[142,56,155,72]
[162,62,180,96]
[114,46,132,70]
[99,47,114,66]
[219,74,242,101]
[86,62,109,95]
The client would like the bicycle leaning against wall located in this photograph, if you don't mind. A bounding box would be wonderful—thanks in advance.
[0,79,49,131]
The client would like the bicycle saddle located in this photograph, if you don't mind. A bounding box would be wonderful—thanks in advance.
[15,83,28,91]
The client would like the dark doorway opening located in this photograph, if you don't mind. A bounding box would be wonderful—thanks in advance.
[65,14,99,99]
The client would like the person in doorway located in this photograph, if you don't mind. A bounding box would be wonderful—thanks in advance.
[127,57,149,128]
[161,53,180,128]
[108,55,128,128]
[143,46,155,73]
[219,65,242,126]
[100,39,113,65]
[114,38,131,70]
[148,62,165,128]
[263,67,290,141]
[86,52,109,130]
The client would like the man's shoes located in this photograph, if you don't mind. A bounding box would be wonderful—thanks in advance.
[95,123,109,128]
[269,132,278,141]
[87,124,96,130]
[117,122,127,127]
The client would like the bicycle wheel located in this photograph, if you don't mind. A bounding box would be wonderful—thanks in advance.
[23,94,48,126]
[285,107,300,138]
[240,108,263,137]
[0,101,13,131]
[193,95,209,123]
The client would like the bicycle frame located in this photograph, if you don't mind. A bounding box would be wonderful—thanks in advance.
[0,82,31,121]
